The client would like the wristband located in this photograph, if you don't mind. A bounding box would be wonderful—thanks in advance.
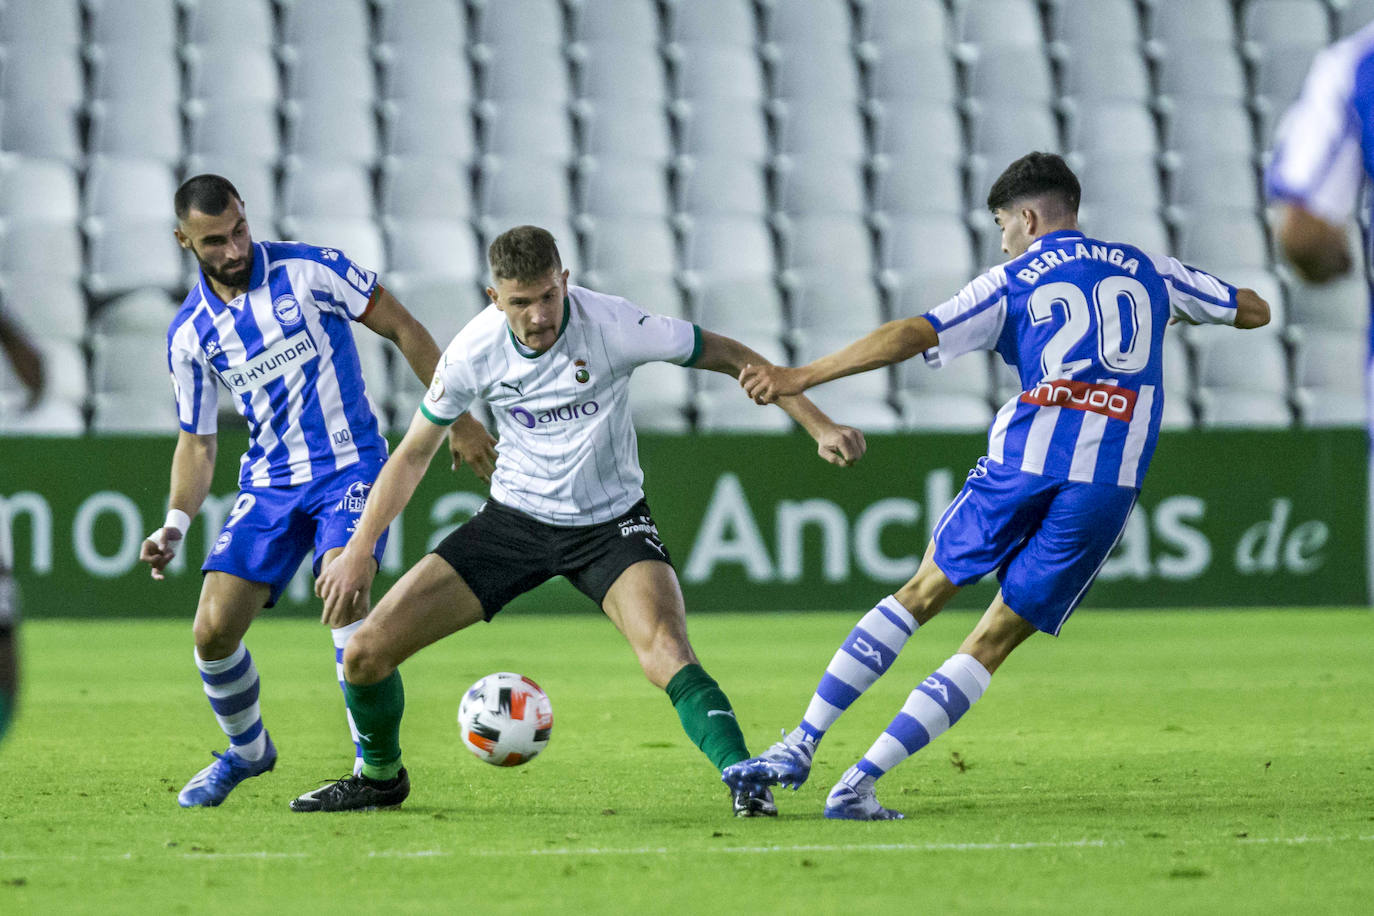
[165,509,192,535]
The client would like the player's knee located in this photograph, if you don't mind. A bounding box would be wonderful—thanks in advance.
[191,618,237,660]
[342,628,394,685]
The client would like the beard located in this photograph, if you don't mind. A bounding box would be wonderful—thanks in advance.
[197,250,253,290]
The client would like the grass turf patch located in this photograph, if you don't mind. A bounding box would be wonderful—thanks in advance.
[1,609,1372,914]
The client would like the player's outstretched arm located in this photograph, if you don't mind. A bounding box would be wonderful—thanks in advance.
[739,317,937,405]
[693,330,866,467]
[139,430,217,581]
[1275,203,1353,284]
[316,409,448,623]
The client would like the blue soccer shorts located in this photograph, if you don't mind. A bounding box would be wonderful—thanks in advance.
[931,458,1138,636]
[201,458,388,607]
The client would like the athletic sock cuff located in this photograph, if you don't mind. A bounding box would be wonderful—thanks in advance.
[195,642,246,674]
[665,663,716,704]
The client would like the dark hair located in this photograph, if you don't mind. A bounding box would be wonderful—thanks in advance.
[174,174,242,221]
[986,152,1081,214]
[488,225,563,284]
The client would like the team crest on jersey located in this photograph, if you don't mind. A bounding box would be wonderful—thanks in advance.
[574,359,590,384]
[273,294,302,326]
[213,532,233,555]
[427,371,445,403]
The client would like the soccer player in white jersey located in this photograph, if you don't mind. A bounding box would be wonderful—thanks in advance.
[1266,21,1374,586]
[137,175,494,807]
[723,153,1272,820]
[290,225,866,816]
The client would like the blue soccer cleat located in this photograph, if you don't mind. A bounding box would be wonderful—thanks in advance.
[722,738,815,792]
[823,779,904,821]
[177,734,278,808]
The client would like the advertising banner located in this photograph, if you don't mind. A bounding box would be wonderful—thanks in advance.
[0,429,1364,617]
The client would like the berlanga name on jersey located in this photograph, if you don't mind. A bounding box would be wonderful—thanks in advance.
[1020,378,1137,421]
[222,330,319,395]
[1015,243,1140,284]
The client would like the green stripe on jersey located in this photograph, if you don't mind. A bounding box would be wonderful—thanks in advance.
[419,402,457,426]
[682,324,704,367]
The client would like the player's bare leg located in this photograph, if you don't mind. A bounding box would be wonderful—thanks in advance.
[293,556,484,812]
[179,573,276,807]
[725,542,963,794]
[602,560,775,816]
[824,592,1035,821]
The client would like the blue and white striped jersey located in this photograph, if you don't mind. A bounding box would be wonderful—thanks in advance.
[1266,22,1374,230]
[167,241,388,488]
[922,230,1239,489]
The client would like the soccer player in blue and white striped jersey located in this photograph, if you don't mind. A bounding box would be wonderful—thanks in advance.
[726,153,1271,820]
[1266,20,1374,590]
[137,175,493,807]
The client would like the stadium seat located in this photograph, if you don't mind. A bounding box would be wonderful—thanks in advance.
[385,277,484,354]
[2,273,87,344]
[807,385,903,432]
[761,0,853,45]
[479,49,572,102]
[1075,154,1163,211]
[897,352,996,431]
[672,98,771,162]
[185,0,274,50]
[964,46,1056,104]
[865,45,960,104]
[785,272,884,338]
[870,101,964,169]
[1058,46,1152,105]
[968,101,1063,191]
[1175,212,1271,274]
[778,215,874,280]
[578,158,671,218]
[793,331,892,400]
[85,226,185,299]
[1242,0,1331,52]
[0,224,84,285]
[186,99,282,165]
[83,158,177,228]
[770,100,867,166]
[1252,43,1326,140]
[858,0,950,49]
[284,52,375,106]
[2,337,85,408]
[280,0,371,53]
[667,43,767,103]
[0,397,85,435]
[0,97,81,163]
[1284,267,1366,333]
[380,159,473,224]
[1194,333,1289,396]
[477,100,575,163]
[572,43,668,103]
[766,43,862,103]
[628,359,693,433]
[377,0,469,53]
[1155,45,1249,106]
[1164,154,1261,216]
[1147,0,1236,47]
[379,100,478,163]
[89,51,181,109]
[282,99,379,168]
[877,214,976,290]
[580,215,678,282]
[1196,388,1294,427]
[577,99,673,163]
[1,47,83,117]
[870,155,966,219]
[89,95,183,168]
[380,49,476,107]
[472,0,566,51]
[0,0,80,49]
[1065,101,1158,158]
[695,391,795,432]
[1293,327,1366,425]
[680,215,774,284]
[955,0,1045,49]
[583,271,687,319]
[184,47,282,104]
[1048,0,1142,50]
[663,0,756,45]
[569,0,661,44]
[280,165,375,224]
[772,155,866,218]
[0,160,80,224]
[90,287,176,336]
[476,158,573,222]
[688,276,785,340]
[1338,0,1374,36]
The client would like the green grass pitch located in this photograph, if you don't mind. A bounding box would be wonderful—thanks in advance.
[2,608,1372,914]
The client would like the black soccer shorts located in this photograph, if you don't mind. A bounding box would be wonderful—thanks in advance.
[431,498,675,620]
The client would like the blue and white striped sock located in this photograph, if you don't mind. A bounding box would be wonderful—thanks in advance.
[331,620,365,775]
[849,652,992,783]
[196,643,268,761]
[791,596,918,745]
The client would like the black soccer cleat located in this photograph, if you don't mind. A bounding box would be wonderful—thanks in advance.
[731,782,778,818]
[289,768,410,812]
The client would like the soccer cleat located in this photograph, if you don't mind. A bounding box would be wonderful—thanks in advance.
[177,734,278,808]
[289,768,410,812]
[721,738,815,791]
[731,782,778,818]
[823,780,904,821]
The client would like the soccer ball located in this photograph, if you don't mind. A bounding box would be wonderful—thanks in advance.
[457,672,553,767]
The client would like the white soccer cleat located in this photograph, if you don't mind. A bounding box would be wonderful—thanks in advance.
[823,778,904,821]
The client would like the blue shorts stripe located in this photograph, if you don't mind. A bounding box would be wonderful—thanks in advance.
[209,681,260,717]
[228,718,264,746]
[919,672,971,723]
[816,672,862,709]
[200,652,253,687]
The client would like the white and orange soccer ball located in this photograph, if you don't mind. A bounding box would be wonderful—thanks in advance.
[457,672,554,767]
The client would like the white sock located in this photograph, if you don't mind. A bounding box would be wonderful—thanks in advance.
[854,653,991,779]
[332,620,365,775]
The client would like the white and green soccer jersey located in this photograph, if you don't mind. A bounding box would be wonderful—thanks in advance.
[421,285,702,525]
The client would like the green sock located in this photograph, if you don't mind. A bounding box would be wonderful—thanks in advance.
[343,670,405,781]
[665,663,750,771]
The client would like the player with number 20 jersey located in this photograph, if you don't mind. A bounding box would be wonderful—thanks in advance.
[726,153,1271,821]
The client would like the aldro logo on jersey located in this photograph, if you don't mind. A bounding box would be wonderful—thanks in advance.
[509,400,601,429]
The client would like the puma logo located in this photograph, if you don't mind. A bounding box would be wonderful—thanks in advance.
[707,709,736,719]
[644,537,666,556]
[499,380,524,396]
[637,315,649,325]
